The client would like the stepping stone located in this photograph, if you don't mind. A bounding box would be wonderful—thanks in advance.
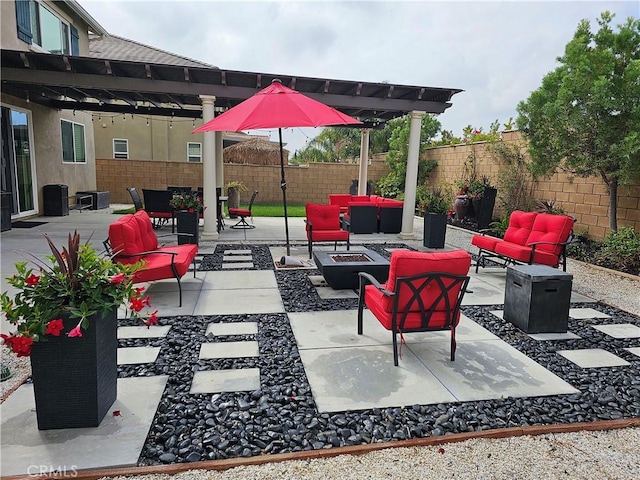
[625,347,640,358]
[223,255,253,262]
[190,368,261,393]
[117,346,161,365]
[206,322,258,336]
[224,250,252,255]
[118,325,171,339]
[528,332,581,341]
[316,286,358,299]
[569,308,610,319]
[222,262,254,269]
[309,275,328,287]
[593,324,640,339]
[199,341,259,359]
[557,348,630,368]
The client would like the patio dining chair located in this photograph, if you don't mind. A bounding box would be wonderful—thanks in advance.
[304,203,350,259]
[126,187,144,211]
[142,189,174,229]
[229,190,258,230]
[357,249,471,366]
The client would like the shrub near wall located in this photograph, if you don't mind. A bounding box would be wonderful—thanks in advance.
[424,131,639,240]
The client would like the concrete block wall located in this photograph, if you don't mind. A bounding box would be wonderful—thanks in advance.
[97,131,638,240]
[425,131,639,239]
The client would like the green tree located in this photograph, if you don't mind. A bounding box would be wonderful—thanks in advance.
[516,12,640,231]
[376,114,441,199]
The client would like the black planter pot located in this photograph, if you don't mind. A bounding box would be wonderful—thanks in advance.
[30,309,118,430]
[477,187,497,230]
[423,213,448,248]
[176,210,199,245]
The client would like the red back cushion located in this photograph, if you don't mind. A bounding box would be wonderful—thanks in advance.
[133,210,159,251]
[306,203,341,230]
[527,214,574,255]
[351,195,370,203]
[381,250,471,313]
[108,214,143,260]
[503,211,538,245]
[328,194,352,207]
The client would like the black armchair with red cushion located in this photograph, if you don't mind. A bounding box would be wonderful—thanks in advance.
[304,203,350,259]
[357,249,471,366]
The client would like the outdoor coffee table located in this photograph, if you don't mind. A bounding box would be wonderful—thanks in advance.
[313,249,390,290]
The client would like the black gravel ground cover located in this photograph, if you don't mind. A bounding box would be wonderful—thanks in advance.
[118,243,640,466]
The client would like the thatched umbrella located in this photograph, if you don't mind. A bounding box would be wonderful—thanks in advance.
[223,138,289,165]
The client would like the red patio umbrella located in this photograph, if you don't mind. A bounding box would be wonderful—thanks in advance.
[193,79,362,255]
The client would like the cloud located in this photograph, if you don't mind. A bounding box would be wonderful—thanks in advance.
[82,0,639,150]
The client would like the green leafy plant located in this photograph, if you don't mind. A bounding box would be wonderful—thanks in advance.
[224,181,248,193]
[594,227,640,274]
[489,215,510,238]
[421,187,451,215]
[0,232,157,357]
[169,192,204,212]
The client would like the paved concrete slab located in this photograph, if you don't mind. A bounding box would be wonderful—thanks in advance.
[0,376,167,476]
[117,325,171,339]
[199,341,259,359]
[223,255,253,262]
[201,270,277,290]
[299,345,457,412]
[593,323,640,338]
[117,346,161,365]
[206,322,258,336]
[625,347,640,358]
[558,348,630,368]
[194,288,284,315]
[409,340,579,401]
[570,308,611,319]
[190,368,261,394]
[528,332,581,341]
[222,262,254,269]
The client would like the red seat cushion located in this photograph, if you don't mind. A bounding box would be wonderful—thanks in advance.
[471,234,503,251]
[365,250,471,329]
[229,208,251,217]
[493,242,559,266]
[132,244,198,283]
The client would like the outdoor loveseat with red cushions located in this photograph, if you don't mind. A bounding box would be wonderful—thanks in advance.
[471,210,575,273]
[106,210,198,306]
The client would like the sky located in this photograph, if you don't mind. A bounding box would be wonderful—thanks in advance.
[81,0,639,153]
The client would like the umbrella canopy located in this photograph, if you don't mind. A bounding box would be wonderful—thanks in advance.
[193,80,362,132]
[193,79,362,254]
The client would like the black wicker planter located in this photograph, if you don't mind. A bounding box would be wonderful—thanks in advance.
[176,210,199,245]
[423,213,448,248]
[29,309,118,430]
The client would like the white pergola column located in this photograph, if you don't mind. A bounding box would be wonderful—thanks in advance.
[215,132,224,188]
[357,128,370,196]
[199,95,218,240]
[398,110,425,240]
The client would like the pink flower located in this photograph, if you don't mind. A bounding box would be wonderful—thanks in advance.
[110,273,126,284]
[67,323,83,338]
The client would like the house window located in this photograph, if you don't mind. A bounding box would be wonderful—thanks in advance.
[28,1,71,54]
[61,120,85,163]
[187,142,202,162]
[113,139,129,159]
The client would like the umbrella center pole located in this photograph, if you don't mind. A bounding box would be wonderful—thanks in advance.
[279,128,291,256]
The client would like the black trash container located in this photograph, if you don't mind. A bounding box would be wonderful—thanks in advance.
[43,184,69,216]
[1,191,12,232]
[349,179,372,195]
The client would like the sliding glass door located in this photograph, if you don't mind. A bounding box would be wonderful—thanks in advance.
[1,105,36,218]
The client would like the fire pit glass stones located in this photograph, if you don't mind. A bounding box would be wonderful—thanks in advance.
[313,249,390,290]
